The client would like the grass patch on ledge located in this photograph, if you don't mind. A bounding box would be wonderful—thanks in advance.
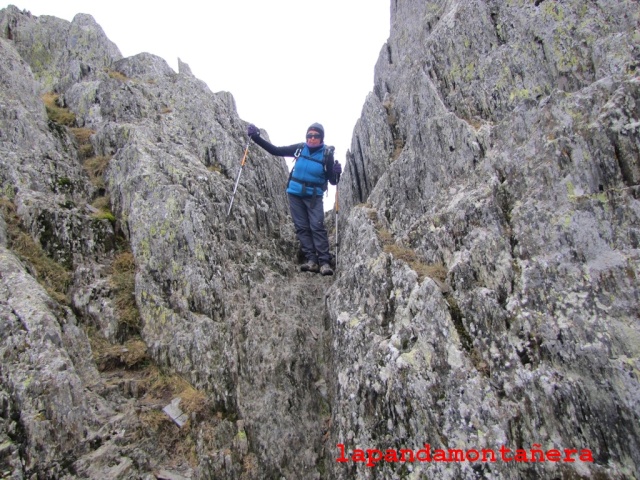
[110,250,141,338]
[368,207,447,285]
[0,198,71,303]
[42,92,76,126]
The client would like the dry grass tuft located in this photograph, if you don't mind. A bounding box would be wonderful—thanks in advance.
[180,385,209,418]
[90,333,149,371]
[367,206,448,284]
[42,92,76,126]
[142,366,212,419]
[84,155,111,189]
[107,70,128,82]
[0,198,71,302]
[110,251,140,335]
[90,195,116,223]
[70,127,96,159]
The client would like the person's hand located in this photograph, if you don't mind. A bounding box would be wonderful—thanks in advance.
[247,124,260,137]
[333,161,342,176]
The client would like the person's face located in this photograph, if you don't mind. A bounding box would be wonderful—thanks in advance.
[306,130,322,146]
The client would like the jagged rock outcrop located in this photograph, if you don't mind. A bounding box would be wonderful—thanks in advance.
[1,5,331,479]
[1,1,639,479]
[329,0,639,479]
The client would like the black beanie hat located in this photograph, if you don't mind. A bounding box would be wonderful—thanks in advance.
[307,122,325,139]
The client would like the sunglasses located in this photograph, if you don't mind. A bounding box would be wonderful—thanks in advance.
[306,133,322,139]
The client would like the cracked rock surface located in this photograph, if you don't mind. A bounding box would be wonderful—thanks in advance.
[1,1,639,479]
[329,1,639,478]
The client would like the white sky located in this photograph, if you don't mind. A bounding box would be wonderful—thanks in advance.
[3,1,390,210]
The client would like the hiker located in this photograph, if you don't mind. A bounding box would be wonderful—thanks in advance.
[247,122,342,276]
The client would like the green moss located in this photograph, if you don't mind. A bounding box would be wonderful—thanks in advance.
[510,85,547,104]
[194,244,206,262]
[2,184,15,200]
[91,196,116,224]
[463,62,475,82]
[59,200,75,210]
[509,89,531,102]
[29,43,53,74]
[137,238,151,261]
[400,348,419,367]
[542,2,565,21]
[318,398,331,416]
[93,211,116,223]
[595,193,608,203]
[56,177,74,193]
[495,23,505,42]
[450,63,462,81]
[495,65,513,91]
[566,181,576,198]
[567,181,610,205]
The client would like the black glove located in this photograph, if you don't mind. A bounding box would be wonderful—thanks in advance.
[247,124,260,138]
[333,161,342,176]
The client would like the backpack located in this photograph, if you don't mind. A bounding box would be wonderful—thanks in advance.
[288,144,335,196]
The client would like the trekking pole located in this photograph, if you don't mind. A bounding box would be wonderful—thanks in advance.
[335,175,340,269]
[227,140,251,216]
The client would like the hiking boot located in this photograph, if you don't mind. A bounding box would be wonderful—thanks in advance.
[301,261,319,273]
[320,264,334,276]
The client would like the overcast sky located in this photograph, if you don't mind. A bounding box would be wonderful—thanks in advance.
[3,1,390,209]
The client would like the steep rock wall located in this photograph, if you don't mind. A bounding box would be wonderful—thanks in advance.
[329,0,639,478]
[0,5,333,479]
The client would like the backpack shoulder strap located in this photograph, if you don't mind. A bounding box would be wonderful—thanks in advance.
[288,143,305,185]
[292,143,305,162]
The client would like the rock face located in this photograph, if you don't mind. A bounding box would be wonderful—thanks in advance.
[329,0,640,479]
[0,2,638,480]
[1,5,327,479]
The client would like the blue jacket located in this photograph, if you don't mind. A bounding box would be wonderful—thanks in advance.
[249,135,338,197]
[287,144,327,197]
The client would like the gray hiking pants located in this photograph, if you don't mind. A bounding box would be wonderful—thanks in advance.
[288,193,331,265]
